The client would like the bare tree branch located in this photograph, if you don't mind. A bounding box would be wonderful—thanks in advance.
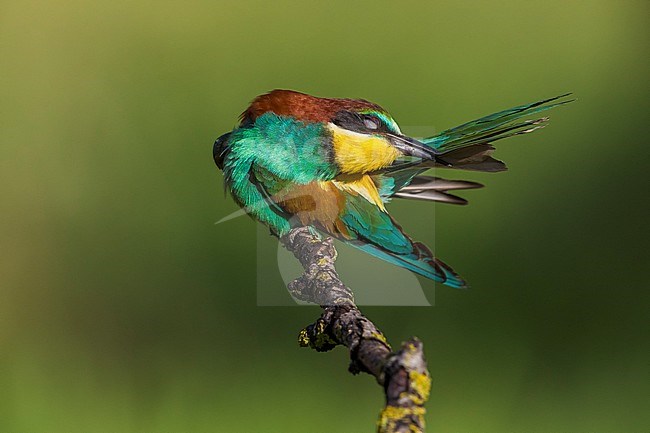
[280,227,432,433]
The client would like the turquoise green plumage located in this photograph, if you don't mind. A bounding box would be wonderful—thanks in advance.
[214,90,572,288]
[424,93,572,153]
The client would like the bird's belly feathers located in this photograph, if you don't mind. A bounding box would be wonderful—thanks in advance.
[265,171,385,235]
[272,181,345,233]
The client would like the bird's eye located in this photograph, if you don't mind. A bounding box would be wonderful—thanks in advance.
[363,117,379,130]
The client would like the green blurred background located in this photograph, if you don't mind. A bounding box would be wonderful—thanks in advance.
[1,1,648,432]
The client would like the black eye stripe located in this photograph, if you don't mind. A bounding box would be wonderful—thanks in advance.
[333,111,387,133]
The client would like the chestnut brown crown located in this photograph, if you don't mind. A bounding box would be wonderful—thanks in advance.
[240,89,387,125]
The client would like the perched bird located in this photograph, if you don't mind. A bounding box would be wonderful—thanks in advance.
[213,90,571,288]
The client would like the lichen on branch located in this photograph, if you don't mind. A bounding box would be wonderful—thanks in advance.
[280,227,432,433]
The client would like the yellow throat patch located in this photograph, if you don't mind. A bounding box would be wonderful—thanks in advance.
[328,123,399,174]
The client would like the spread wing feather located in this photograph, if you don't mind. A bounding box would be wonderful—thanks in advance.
[330,182,467,288]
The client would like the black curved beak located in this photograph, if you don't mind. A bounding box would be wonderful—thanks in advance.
[387,134,439,160]
[388,134,453,167]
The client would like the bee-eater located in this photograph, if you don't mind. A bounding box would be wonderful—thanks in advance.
[213,90,571,288]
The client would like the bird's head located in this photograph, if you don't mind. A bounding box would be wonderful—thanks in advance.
[240,90,440,174]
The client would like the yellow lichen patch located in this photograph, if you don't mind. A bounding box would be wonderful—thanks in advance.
[409,371,432,403]
[377,405,426,433]
[298,328,310,347]
[406,342,417,353]
[371,332,391,349]
[313,331,336,348]
[317,273,332,282]
[328,123,399,174]
[299,325,337,349]
[308,321,336,348]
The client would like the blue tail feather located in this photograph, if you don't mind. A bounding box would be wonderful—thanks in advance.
[348,240,467,289]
